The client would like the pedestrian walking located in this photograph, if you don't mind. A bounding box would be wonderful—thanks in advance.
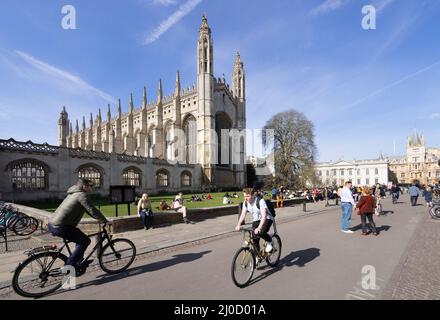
[373,183,383,216]
[355,187,378,236]
[340,181,355,234]
[138,193,154,230]
[324,187,329,207]
[409,183,420,206]
[276,186,285,208]
[423,187,433,208]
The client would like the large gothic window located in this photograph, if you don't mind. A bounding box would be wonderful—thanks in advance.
[156,169,169,187]
[164,122,173,161]
[147,129,154,158]
[203,39,208,73]
[9,159,48,191]
[183,115,197,164]
[215,112,233,166]
[122,167,141,187]
[78,165,102,188]
[181,171,192,187]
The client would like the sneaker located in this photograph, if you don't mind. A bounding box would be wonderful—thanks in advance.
[256,257,263,269]
[183,218,190,224]
[265,242,273,253]
[79,259,94,268]
[341,229,354,234]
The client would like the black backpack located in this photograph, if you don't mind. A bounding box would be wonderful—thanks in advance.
[245,197,276,218]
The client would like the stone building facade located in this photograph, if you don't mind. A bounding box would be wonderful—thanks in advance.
[388,130,440,185]
[0,16,247,201]
[315,158,389,187]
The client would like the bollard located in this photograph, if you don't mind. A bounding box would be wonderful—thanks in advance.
[303,201,306,212]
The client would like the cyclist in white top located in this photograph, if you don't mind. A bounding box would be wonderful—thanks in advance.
[235,188,274,253]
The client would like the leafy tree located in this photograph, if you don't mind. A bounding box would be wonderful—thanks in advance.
[262,110,317,189]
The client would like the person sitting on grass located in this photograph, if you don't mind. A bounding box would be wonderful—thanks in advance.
[207,193,213,200]
[223,194,232,204]
[174,192,190,224]
[232,192,238,198]
[159,200,171,211]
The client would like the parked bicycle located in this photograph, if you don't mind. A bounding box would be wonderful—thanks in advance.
[0,203,39,236]
[12,222,136,298]
[231,222,282,288]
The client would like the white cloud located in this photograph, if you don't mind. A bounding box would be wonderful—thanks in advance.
[15,50,116,104]
[342,59,440,111]
[152,0,178,5]
[430,113,440,120]
[141,0,203,45]
[375,0,395,13]
[310,0,351,16]
[310,0,394,16]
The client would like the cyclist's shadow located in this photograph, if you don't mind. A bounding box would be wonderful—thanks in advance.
[248,248,321,286]
[45,250,212,296]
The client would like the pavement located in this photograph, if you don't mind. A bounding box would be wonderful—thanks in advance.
[0,200,332,290]
[1,195,439,300]
[381,205,440,299]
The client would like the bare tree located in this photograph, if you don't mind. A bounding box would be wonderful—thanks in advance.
[262,110,317,189]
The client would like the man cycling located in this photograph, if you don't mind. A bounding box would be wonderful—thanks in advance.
[48,178,108,273]
[235,188,274,256]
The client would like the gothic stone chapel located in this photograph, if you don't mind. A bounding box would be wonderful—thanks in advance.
[0,16,247,201]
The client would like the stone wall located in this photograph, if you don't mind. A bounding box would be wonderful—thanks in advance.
[9,198,307,233]
[0,139,203,201]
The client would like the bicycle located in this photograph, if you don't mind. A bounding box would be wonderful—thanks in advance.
[12,222,136,298]
[429,198,440,219]
[0,205,39,236]
[231,222,282,288]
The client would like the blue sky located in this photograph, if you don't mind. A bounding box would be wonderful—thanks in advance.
[0,0,440,162]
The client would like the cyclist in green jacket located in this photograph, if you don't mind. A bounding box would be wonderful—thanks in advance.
[48,178,107,269]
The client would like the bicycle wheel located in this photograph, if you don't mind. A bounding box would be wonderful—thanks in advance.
[99,238,136,274]
[429,206,440,219]
[231,247,255,288]
[266,234,282,267]
[12,252,68,298]
[13,216,39,236]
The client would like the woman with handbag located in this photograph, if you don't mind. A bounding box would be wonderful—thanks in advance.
[138,193,154,230]
[356,187,379,236]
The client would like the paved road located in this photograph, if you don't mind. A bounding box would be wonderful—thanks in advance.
[0,195,430,300]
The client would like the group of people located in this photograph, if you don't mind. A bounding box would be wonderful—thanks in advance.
[339,181,380,235]
[271,186,286,208]
[42,175,440,279]
[339,180,440,236]
[223,192,239,204]
[408,183,439,207]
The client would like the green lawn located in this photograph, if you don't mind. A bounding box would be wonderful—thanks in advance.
[16,192,248,217]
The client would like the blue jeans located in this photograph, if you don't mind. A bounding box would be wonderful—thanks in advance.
[48,224,91,266]
[410,196,418,206]
[140,210,154,229]
[341,202,353,231]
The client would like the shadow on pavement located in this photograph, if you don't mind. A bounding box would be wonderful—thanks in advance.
[377,225,391,232]
[247,248,321,286]
[351,224,391,233]
[43,250,212,297]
